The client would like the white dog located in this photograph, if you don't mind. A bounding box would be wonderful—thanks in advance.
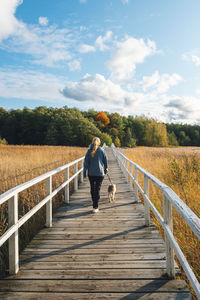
[108,184,116,202]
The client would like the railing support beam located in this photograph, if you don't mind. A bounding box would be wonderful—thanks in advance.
[8,194,19,275]
[163,193,175,278]
[80,160,84,183]
[74,163,78,191]
[64,167,69,204]
[144,174,150,226]
[46,176,52,227]
[129,163,133,190]
[134,166,139,202]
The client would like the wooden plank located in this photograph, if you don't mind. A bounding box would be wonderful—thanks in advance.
[34,230,160,238]
[29,238,164,245]
[20,261,170,269]
[8,268,175,279]
[0,292,193,300]
[25,244,165,250]
[0,279,190,292]
[22,248,166,254]
[20,253,166,262]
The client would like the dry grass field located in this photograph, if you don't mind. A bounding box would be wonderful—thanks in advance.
[0,145,86,276]
[125,146,200,296]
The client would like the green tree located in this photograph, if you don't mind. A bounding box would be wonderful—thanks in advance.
[124,127,136,148]
[0,137,8,145]
[128,117,147,146]
[179,131,191,146]
[168,131,179,146]
[45,125,58,145]
[145,120,168,147]
[109,113,125,143]
[101,133,112,146]
[114,136,121,147]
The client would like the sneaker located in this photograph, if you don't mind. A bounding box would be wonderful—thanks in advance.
[93,208,99,213]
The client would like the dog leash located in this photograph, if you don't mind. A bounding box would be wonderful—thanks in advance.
[107,172,113,185]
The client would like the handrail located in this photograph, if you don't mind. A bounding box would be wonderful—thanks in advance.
[111,143,200,299]
[0,155,85,275]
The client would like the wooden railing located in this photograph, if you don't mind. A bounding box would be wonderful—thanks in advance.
[111,144,200,299]
[0,156,85,275]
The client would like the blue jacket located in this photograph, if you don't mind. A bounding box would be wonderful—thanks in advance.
[83,145,108,177]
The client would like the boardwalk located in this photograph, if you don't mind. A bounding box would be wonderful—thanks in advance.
[0,149,192,299]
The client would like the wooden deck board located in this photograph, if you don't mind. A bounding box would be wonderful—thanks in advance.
[0,148,192,299]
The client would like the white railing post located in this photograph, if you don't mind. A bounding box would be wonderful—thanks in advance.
[144,174,150,226]
[129,163,133,190]
[64,167,69,204]
[120,155,123,170]
[134,166,139,202]
[124,159,126,180]
[126,160,129,182]
[80,160,84,183]
[163,192,175,278]
[46,176,52,227]
[74,162,78,191]
[8,194,19,275]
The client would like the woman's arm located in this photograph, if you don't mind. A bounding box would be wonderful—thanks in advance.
[83,150,89,177]
[103,151,108,174]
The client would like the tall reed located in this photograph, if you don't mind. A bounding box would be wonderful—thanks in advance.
[0,145,86,277]
[125,147,200,298]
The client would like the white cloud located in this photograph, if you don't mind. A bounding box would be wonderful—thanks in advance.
[78,44,96,53]
[95,31,112,51]
[191,55,200,66]
[107,36,157,83]
[61,73,144,108]
[142,71,160,90]
[196,89,200,95]
[68,60,81,71]
[1,24,74,67]
[142,71,183,94]
[182,53,200,67]
[0,1,77,67]
[38,17,49,27]
[165,96,200,123]
[0,0,24,42]
[80,0,87,3]
[80,26,86,31]
[122,0,129,3]
[0,68,66,102]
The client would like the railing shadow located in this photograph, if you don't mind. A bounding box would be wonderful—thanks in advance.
[53,201,141,221]
[120,278,189,300]
[20,225,147,265]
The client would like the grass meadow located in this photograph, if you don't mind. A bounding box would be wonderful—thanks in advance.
[0,145,86,276]
[125,146,200,298]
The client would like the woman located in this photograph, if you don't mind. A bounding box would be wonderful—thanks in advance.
[83,137,108,213]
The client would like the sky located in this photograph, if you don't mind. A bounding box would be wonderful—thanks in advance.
[0,0,200,124]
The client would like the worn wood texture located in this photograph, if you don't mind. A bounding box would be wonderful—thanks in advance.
[0,148,192,299]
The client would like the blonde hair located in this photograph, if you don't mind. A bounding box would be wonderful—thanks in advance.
[91,137,101,157]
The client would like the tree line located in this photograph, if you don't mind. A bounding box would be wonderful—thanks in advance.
[0,106,200,147]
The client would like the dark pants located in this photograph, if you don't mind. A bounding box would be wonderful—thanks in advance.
[88,176,104,209]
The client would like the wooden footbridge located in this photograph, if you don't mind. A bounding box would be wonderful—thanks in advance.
[0,146,199,299]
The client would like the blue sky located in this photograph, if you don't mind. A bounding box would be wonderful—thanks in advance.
[0,0,200,124]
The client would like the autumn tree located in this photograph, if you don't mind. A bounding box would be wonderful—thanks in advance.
[95,112,110,128]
